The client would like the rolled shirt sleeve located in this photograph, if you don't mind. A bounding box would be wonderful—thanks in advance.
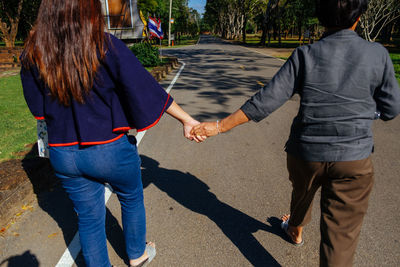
[241,48,301,122]
[105,34,173,131]
[374,51,400,121]
[21,65,45,120]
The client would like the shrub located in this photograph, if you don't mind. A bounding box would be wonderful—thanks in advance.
[129,43,161,67]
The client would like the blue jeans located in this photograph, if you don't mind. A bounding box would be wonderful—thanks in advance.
[49,135,146,267]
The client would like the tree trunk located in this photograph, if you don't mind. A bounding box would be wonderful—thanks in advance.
[267,31,271,47]
[273,24,277,40]
[278,21,282,46]
[242,15,247,43]
[278,28,281,45]
[260,0,277,46]
[0,0,24,48]
[390,22,396,41]
[297,20,302,42]
[260,10,268,46]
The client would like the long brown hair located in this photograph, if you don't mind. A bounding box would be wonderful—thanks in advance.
[22,0,106,106]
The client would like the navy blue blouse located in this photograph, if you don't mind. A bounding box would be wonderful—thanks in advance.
[21,34,173,146]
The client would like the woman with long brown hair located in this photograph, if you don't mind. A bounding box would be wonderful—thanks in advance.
[21,0,201,266]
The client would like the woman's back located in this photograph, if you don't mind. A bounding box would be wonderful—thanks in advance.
[22,33,172,146]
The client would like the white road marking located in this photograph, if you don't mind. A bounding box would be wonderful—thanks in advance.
[166,62,185,94]
[55,61,186,267]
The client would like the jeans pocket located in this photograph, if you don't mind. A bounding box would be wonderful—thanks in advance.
[49,147,80,176]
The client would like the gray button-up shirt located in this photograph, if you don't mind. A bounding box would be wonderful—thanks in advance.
[241,29,400,162]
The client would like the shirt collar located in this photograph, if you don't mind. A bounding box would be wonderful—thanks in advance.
[321,29,359,39]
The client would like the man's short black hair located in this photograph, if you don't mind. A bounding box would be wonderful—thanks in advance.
[316,0,369,29]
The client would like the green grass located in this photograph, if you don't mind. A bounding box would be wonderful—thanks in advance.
[0,75,36,162]
[240,34,305,48]
[389,53,400,85]
[159,35,199,48]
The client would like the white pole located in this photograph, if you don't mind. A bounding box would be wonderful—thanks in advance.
[160,38,162,58]
[168,0,172,47]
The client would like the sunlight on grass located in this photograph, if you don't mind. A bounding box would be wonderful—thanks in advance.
[243,34,304,48]
[159,35,199,48]
[0,75,36,162]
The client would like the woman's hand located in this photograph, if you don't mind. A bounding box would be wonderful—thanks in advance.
[183,119,207,142]
[191,121,219,139]
[165,101,206,142]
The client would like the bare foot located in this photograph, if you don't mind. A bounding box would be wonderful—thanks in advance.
[130,242,155,267]
[281,214,303,245]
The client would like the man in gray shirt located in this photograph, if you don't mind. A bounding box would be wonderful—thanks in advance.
[192,0,400,266]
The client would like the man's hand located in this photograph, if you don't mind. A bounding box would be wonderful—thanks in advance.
[191,121,219,141]
[183,119,207,142]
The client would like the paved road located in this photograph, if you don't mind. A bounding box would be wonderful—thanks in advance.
[1,35,399,266]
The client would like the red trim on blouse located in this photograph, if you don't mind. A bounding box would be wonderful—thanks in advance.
[49,141,79,147]
[80,134,124,145]
[35,116,45,120]
[113,126,132,132]
[48,134,124,147]
[137,94,171,132]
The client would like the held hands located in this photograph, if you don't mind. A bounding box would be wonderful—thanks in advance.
[183,119,208,143]
[190,121,220,142]
[165,101,207,142]
[184,110,247,143]
[167,101,247,143]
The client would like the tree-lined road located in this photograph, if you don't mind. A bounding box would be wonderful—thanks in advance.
[1,35,399,266]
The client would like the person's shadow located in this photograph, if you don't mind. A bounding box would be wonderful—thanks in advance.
[140,155,283,267]
[0,250,39,267]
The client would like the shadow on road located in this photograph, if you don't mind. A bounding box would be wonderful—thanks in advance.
[141,155,284,267]
[0,250,39,267]
[162,36,283,121]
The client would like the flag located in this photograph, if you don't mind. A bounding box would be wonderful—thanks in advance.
[140,11,148,38]
[148,17,163,39]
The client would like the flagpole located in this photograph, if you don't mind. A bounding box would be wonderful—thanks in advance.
[168,0,172,47]
[160,38,162,58]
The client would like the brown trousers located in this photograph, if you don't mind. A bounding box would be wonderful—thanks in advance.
[286,154,374,267]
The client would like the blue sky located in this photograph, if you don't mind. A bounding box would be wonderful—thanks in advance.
[188,0,206,15]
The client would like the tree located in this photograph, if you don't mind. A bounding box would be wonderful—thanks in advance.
[204,0,229,38]
[204,0,317,46]
[204,0,261,41]
[139,0,197,39]
[260,0,279,46]
[0,0,41,47]
[0,0,24,47]
[359,0,400,42]
[239,0,266,43]
[138,0,160,16]
[259,0,316,46]
[17,0,41,41]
